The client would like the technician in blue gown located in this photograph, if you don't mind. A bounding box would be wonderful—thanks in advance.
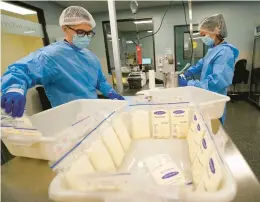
[179,14,239,124]
[1,6,124,118]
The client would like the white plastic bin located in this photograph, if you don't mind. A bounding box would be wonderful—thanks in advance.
[48,102,236,202]
[136,86,230,119]
[1,99,128,161]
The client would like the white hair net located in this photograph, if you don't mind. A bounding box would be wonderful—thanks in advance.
[199,14,227,38]
[59,6,96,28]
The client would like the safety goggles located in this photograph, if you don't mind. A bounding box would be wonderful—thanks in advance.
[67,26,95,38]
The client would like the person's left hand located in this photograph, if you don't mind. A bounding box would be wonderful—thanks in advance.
[178,75,188,87]
[108,90,125,100]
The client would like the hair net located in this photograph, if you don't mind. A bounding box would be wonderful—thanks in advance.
[199,14,227,38]
[59,6,96,28]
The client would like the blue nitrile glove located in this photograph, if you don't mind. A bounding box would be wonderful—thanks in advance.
[178,75,188,87]
[108,90,125,100]
[1,92,26,117]
[184,70,193,78]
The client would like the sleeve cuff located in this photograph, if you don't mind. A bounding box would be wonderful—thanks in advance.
[108,89,116,94]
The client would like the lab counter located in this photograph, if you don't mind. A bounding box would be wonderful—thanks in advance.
[1,121,260,202]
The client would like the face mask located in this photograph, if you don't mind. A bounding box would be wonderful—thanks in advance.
[201,35,215,46]
[72,35,91,49]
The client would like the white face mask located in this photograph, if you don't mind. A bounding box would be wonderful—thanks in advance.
[72,35,91,49]
[201,35,215,46]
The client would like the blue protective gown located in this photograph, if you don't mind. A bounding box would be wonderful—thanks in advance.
[1,41,113,107]
[186,42,239,123]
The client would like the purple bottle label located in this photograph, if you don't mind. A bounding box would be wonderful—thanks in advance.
[173,110,185,114]
[209,158,215,174]
[202,138,207,149]
[154,111,166,115]
[194,115,197,121]
[162,171,179,179]
[197,124,201,131]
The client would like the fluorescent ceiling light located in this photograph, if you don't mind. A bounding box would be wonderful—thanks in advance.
[134,20,152,24]
[147,30,153,33]
[109,39,120,41]
[0,2,37,15]
[126,40,133,44]
[24,31,35,34]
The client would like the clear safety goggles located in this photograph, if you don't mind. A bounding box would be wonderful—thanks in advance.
[67,26,96,38]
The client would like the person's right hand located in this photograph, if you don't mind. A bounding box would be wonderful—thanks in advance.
[1,92,26,117]
[108,90,125,100]
[178,75,188,87]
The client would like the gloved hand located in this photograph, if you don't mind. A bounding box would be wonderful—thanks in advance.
[108,90,125,100]
[1,92,26,117]
[178,75,188,87]
[179,73,186,79]
[184,70,193,78]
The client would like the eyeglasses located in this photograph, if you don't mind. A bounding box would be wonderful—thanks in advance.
[67,26,95,38]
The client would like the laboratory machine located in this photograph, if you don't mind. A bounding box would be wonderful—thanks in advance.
[127,71,147,89]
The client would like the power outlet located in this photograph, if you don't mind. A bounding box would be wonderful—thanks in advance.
[157,57,164,67]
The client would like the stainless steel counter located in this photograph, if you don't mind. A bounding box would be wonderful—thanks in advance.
[1,121,260,202]
[216,130,260,202]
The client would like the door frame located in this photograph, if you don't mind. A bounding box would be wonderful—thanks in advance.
[6,1,50,46]
[249,36,260,106]
[174,24,202,70]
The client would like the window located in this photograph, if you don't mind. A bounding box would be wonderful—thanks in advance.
[102,18,156,74]
[183,32,204,59]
